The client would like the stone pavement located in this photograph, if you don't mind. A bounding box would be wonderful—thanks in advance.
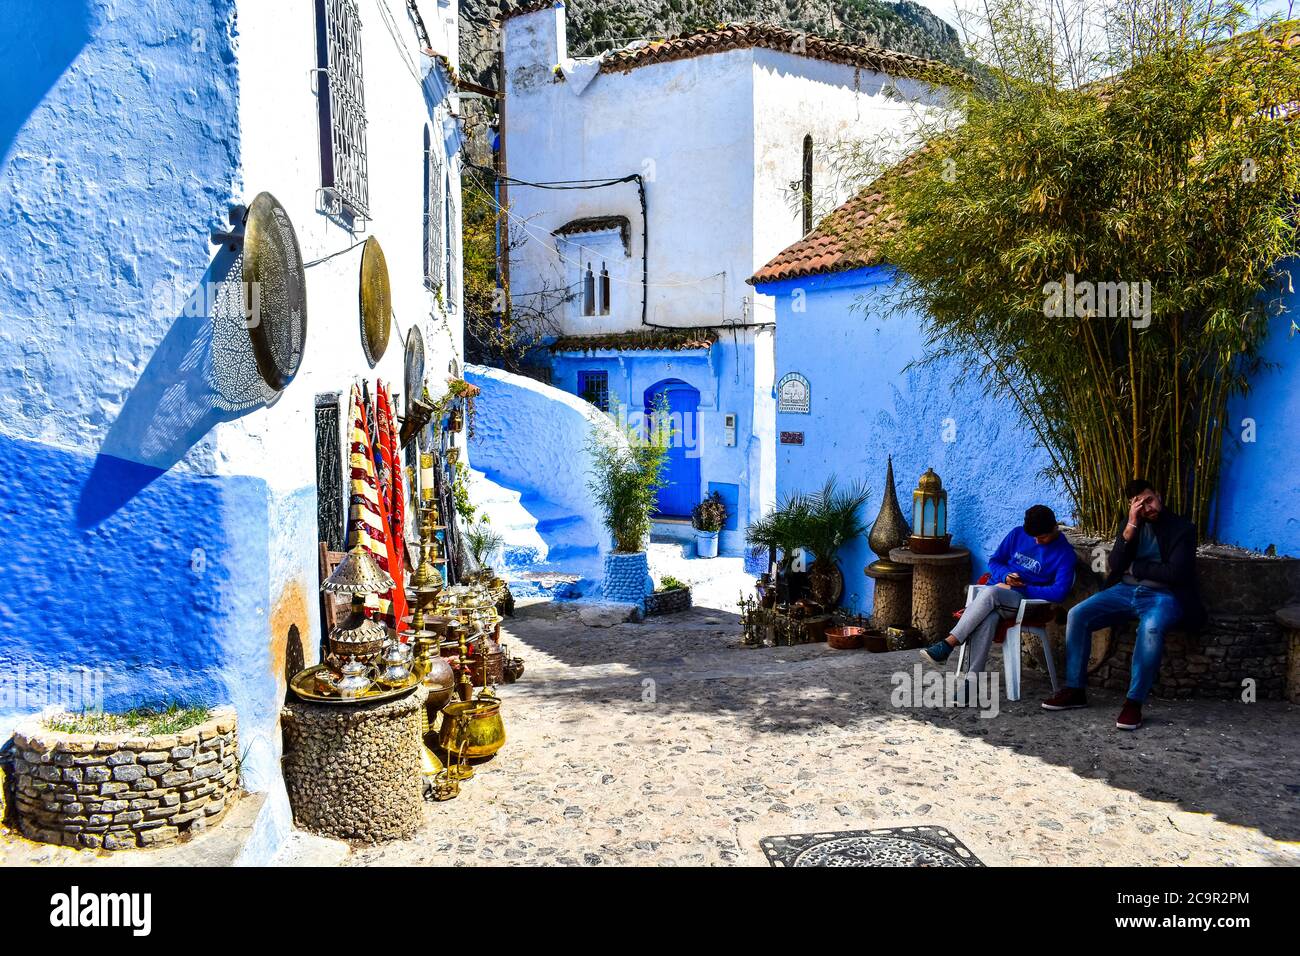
[332,596,1300,867]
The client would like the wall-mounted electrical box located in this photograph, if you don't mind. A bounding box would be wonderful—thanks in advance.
[723,413,737,447]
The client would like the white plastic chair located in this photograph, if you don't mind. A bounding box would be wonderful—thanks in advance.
[954,585,1060,702]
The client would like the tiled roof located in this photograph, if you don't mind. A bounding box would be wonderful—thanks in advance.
[749,151,925,284]
[550,329,719,353]
[501,1,560,24]
[553,215,632,252]
[598,22,965,85]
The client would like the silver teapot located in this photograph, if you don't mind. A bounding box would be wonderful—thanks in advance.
[375,640,414,688]
[336,660,376,698]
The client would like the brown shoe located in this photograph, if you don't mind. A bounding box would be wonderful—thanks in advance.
[1041,687,1088,710]
[1116,699,1143,730]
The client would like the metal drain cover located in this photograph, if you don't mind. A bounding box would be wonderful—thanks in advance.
[760,826,984,867]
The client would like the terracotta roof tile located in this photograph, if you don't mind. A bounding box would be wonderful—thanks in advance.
[749,151,924,284]
[550,329,719,353]
[598,22,965,86]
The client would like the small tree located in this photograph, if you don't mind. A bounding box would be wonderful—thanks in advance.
[586,398,671,553]
[876,0,1299,535]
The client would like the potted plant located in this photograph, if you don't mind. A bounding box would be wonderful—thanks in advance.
[800,477,871,607]
[587,397,670,609]
[746,492,813,604]
[690,491,728,557]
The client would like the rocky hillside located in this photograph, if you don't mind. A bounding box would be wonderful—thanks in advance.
[459,0,968,88]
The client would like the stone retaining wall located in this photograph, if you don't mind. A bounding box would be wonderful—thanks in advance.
[645,586,692,616]
[1028,535,1300,700]
[9,707,239,850]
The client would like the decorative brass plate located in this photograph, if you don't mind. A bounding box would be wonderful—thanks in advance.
[242,192,307,390]
[289,663,421,705]
[359,236,392,366]
[404,323,426,401]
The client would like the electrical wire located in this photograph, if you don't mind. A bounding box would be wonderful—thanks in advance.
[304,237,367,269]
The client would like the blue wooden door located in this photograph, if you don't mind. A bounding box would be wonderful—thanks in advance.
[645,379,700,518]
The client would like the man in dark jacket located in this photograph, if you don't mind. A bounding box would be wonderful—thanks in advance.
[1041,479,1205,730]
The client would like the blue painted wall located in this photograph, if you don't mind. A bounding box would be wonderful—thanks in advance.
[550,339,763,554]
[756,266,1072,617]
[0,1,280,777]
[1217,260,1300,556]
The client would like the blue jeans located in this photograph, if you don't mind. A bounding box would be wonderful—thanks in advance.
[1065,583,1182,702]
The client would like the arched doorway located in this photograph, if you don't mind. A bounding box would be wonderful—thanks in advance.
[644,378,701,518]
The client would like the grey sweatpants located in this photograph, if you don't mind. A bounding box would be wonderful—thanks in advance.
[949,585,1024,673]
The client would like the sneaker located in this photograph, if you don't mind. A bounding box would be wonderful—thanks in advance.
[1040,687,1088,710]
[1116,699,1143,730]
[919,640,953,665]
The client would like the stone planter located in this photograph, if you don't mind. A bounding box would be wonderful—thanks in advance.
[9,707,239,850]
[280,687,426,843]
[645,586,692,616]
[602,551,651,610]
[1033,531,1300,700]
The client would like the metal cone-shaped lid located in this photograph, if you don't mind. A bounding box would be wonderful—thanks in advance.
[322,545,396,595]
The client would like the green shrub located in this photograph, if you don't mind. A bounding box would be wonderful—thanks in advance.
[587,397,670,553]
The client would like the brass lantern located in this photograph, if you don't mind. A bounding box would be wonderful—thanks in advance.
[908,467,951,554]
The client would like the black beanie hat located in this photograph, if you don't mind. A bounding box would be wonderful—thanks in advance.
[1024,505,1058,537]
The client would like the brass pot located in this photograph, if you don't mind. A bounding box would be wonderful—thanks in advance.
[419,651,456,714]
[438,698,505,760]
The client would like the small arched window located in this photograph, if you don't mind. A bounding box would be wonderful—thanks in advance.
[801,134,814,235]
[599,262,611,315]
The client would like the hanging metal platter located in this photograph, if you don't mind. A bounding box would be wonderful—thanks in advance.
[404,323,426,401]
[243,192,307,390]
[359,236,392,366]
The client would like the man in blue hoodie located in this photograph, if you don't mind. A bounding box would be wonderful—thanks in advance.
[920,505,1076,675]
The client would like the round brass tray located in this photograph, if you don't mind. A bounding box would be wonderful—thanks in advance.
[289,663,422,705]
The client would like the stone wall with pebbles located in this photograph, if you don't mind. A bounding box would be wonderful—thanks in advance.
[281,687,426,843]
[1028,536,1300,700]
[9,707,238,850]
[603,551,650,610]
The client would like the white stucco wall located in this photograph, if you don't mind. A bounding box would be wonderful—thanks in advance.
[223,0,463,838]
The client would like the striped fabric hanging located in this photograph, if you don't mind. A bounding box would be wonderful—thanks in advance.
[376,380,409,634]
[346,383,398,631]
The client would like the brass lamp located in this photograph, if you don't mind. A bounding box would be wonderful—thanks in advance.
[322,545,395,665]
[908,467,951,555]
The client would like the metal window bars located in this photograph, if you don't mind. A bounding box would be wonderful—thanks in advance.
[315,0,370,223]
[424,131,444,291]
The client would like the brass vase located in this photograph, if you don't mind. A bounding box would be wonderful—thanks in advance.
[438,697,505,760]
[867,456,912,574]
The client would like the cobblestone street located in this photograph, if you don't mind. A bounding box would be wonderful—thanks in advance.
[330,597,1300,867]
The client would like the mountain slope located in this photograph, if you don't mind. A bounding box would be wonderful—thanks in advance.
[459,0,968,88]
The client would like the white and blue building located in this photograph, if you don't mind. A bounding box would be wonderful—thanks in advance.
[0,0,465,859]
[498,4,953,557]
[751,184,1300,618]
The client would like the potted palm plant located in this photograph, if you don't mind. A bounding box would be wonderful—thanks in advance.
[746,492,813,604]
[690,491,728,558]
[801,477,872,607]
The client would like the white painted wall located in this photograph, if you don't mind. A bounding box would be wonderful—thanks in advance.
[225,0,464,772]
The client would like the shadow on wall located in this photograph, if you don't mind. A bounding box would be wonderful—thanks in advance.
[0,0,92,168]
[76,248,276,527]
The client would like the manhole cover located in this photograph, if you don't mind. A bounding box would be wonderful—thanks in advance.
[760,827,984,867]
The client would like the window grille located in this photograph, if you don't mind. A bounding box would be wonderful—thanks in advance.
[445,186,458,308]
[801,134,813,234]
[316,0,370,220]
[424,125,444,290]
[577,371,609,412]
